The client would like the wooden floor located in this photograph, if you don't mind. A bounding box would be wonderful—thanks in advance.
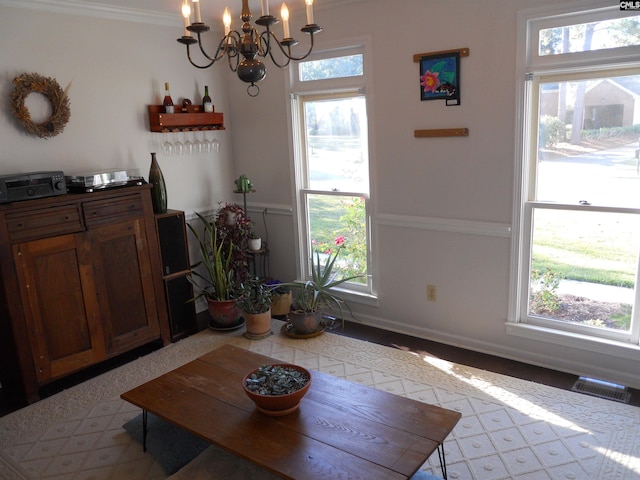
[2,317,638,416]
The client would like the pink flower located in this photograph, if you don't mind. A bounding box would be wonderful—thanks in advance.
[421,70,440,94]
[334,236,345,246]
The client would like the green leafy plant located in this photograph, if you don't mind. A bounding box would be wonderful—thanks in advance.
[336,197,367,282]
[284,237,365,323]
[237,276,273,314]
[214,203,252,284]
[530,267,563,314]
[187,212,237,301]
[538,115,566,147]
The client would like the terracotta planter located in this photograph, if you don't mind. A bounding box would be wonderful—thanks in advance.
[244,309,272,338]
[207,297,242,327]
[289,310,322,335]
[242,365,311,416]
[270,292,292,316]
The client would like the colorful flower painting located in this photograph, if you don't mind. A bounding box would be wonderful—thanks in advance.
[419,51,460,104]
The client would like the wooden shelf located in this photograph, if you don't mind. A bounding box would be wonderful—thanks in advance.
[148,105,225,133]
[414,128,469,138]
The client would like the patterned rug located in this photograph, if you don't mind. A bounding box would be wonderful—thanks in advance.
[1,320,638,479]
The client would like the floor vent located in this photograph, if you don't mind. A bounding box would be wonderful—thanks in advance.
[571,376,631,403]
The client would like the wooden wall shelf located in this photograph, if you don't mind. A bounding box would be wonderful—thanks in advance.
[413,47,470,63]
[414,128,469,138]
[148,105,225,132]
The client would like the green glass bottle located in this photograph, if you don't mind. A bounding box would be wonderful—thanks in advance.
[148,152,167,214]
[203,85,213,112]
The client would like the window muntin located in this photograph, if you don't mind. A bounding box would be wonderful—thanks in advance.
[299,54,363,82]
[515,5,640,345]
[539,15,640,56]
[306,193,368,287]
[298,92,370,290]
[527,206,638,341]
[534,72,640,209]
[303,95,368,192]
[290,44,373,297]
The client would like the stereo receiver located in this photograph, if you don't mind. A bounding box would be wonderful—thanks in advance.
[0,171,66,204]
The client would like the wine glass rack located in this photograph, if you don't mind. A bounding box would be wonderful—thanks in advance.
[148,105,225,133]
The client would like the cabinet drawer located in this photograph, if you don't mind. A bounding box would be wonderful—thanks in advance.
[83,194,144,226]
[6,205,83,242]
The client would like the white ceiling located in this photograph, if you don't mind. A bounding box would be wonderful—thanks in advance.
[95,0,229,16]
[0,0,332,26]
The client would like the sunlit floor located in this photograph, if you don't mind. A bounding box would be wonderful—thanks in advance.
[331,319,640,407]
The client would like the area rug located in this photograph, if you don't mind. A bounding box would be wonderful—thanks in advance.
[1,319,639,479]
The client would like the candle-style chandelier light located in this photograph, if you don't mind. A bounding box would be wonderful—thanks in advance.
[178,0,322,96]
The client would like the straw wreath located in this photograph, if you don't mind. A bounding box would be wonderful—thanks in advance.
[10,73,71,139]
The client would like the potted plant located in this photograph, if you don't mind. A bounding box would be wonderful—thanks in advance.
[285,236,365,335]
[237,276,272,338]
[187,212,242,327]
[248,231,262,251]
[215,202,252,285]
[242,363,311,416]
[265,279,292,317]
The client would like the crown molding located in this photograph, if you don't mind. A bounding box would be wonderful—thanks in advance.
[0,0,180,27]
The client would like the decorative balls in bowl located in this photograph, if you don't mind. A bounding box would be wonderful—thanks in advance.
[242,364,312,416]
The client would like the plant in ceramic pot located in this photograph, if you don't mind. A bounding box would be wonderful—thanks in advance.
[214,202,252,285]
[242,363,311,416]
[265,279,292,317]
[284,236,365,335]
[187,212,242,328]
[248,231,262,251]
[237,276,273,339]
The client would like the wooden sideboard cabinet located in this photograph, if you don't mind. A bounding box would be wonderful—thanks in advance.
[0,184,170,404]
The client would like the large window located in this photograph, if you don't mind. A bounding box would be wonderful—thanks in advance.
[288,42,374,298]
[513,4,640,346]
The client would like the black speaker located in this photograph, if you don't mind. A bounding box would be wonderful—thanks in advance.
[156,211,189,276]
[154,210,197,342]
[165,274,197,341]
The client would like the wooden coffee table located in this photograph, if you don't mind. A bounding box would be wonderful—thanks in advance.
[121,344,460,479]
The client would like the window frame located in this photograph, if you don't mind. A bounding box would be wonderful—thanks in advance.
[286,37,378,304]
[509,2,640,350]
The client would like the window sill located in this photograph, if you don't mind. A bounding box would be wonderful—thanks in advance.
[288,281,378,308]
[505,322,640,361]
[335,288,378,308]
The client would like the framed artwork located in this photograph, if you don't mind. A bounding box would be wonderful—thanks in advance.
[419,51,461,106]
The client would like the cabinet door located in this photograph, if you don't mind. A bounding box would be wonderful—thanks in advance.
[88,217,160,355]
[13,234,106,383]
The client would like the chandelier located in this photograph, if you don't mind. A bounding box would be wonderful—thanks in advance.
[178,0,322,96]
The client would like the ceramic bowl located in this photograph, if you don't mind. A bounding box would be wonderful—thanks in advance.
[242,364,311,416]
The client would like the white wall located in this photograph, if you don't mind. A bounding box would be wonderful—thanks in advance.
[0,3,234,213]
[228,0,640,389]
[2,0,638,388]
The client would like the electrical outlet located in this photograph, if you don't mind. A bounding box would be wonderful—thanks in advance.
[426,284,437,302]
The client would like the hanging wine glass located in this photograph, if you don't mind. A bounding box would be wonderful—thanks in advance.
[193,130,203,155]
[211,134,220,153]
[203,134,212,154]
[183,130,193,156]
[173,130,184,156]
[162,131,173,156]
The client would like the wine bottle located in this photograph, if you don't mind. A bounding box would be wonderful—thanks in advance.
[163,82,174,114]
[149,153,167,214]
[203,86,213,113]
